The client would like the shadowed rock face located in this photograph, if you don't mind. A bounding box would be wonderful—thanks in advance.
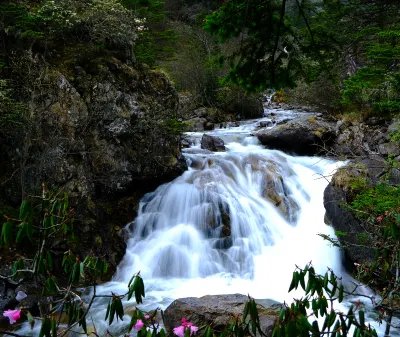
[164,294,281,337]
[0,58,187,273]
[256,116,336,155]
[323,156,400,266]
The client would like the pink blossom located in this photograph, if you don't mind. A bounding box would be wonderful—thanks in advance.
[133,319,145,331]
[173,318,198,337]
[3,309,21,324]
[377,216,383,221]
[173,325,185,337]
[145,315,150,320]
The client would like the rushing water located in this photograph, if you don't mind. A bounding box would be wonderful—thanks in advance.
[15,109,397,336]
[84,110,349,335]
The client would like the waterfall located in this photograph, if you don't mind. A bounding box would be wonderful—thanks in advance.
[81,118,347,335]
[15,115,394,337]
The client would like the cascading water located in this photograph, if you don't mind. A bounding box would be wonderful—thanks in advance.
[78,113,352,335]
[15,111,396,336]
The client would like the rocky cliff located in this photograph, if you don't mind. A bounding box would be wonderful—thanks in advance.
[0,56,187,271]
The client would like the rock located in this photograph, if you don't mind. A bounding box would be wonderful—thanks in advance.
[0,58,187,276]
[259,121,273,128]
[387,119,400,133]
[187,117,207,131]
[228,121,240,127]
[163,294,280,336]
[324,182,375,264]
[323,158,391,265]
[333,118,395,156]
[201,135,226,152]
[256,116,336,155]
[378,142,400,156]
[181,138,194,148]
[204,121,215,131]
[193,107,208,118]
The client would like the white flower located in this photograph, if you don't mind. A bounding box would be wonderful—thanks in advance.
[16,291,27,302]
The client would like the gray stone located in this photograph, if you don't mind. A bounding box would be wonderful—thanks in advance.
[378,142,400,156]
[257,116,336,155]
[164,294,280,337]
[187,117,207,131]
[387,119,400,133]
[201,134,226,152]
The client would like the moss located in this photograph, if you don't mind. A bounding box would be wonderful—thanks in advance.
[332,163,369,195]
[307,116,318,124]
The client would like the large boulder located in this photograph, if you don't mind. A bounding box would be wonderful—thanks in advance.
[163,294,281,336]
[201,134,226,152]
[256,116,335,155]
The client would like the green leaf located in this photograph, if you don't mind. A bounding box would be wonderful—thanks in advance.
[391,222,399,239]
[115,298,124,321]
[46,251,53,270]
[19,199,32,221]
[338,285,344,303]
[1,221,13,245]
[70,262,80,284]
[80,262,85,280]
[299,271,306,290]
[288,272,297,292]
[105,300,111,321]
[39,317,52,337]
[359,310,365,326]
[79,308,87,334]
[51,316,57,337]
[109,299,116,325]
[16,222,26,243]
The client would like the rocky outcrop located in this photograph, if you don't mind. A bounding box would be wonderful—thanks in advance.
[333,118,400,157]
[323,155,400,265]
[256,116,336,155]
[201,134,226,152]
[163,294,281,336]
[0,58,187,271]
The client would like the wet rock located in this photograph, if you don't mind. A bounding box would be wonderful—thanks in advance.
[259,121,273,128]
[262,171,300,224]
[256,116,336,155]
[201,134,226,152]
[228,121,240,127]
[164,294,280,337]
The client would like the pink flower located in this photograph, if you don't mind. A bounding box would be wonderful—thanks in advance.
[3,309,21,324]
[173,318,198,337]
[133,319,145,331]
[173,325,185,337]
[145,314,150,320]
[377,216,383,221]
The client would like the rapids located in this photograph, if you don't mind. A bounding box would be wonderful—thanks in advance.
[15,108,398,336]
[86,110,349,335]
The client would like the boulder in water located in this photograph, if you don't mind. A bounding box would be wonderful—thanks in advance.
[201,134,226,152]
[163,294,280,337]
[256,115,336,155]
